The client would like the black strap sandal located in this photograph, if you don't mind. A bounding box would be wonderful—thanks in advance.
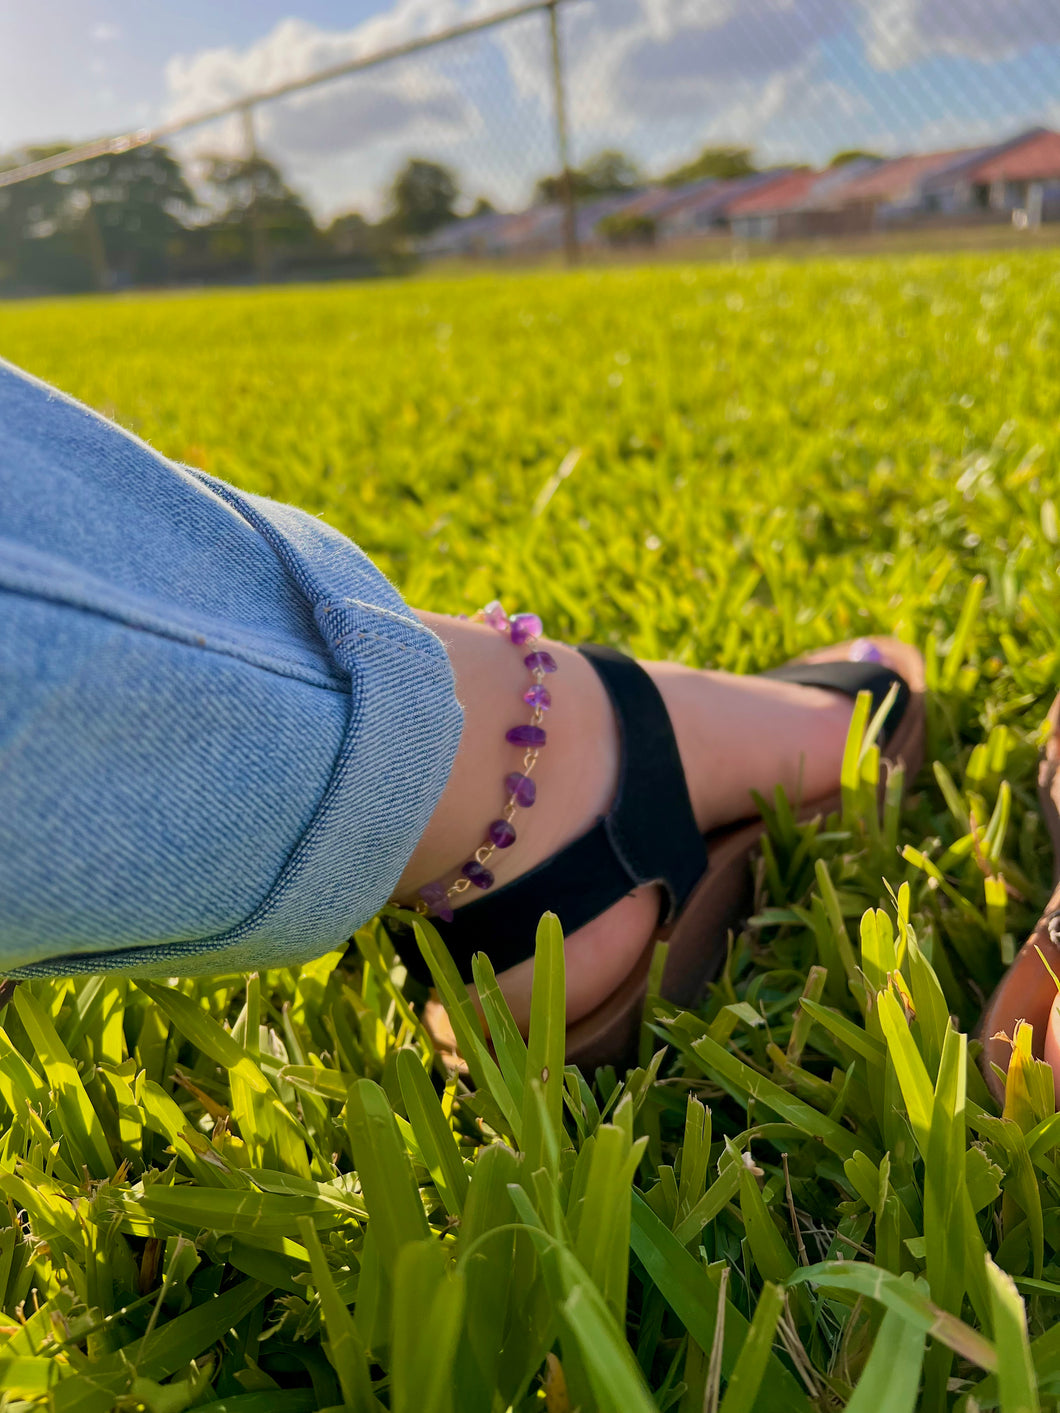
[394,637,925,1070]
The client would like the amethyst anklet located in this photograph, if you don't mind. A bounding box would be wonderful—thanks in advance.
[415,601,555,923]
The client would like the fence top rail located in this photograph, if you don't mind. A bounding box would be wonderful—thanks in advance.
[0,0,571,192]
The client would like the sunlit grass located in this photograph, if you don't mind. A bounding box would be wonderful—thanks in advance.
[1,252,1060,1408]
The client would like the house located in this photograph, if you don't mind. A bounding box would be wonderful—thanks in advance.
[576,191,651,246]
[919,127,1060,223]
[726,168,831,240]
[419,124,1060,263]
[655,171,792,241]
[811,147,994,226]
[417,209,516,259]
[727,144,1023,239]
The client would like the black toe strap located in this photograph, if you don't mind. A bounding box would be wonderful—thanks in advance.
[759,658,910,744]
[401,643,707,984]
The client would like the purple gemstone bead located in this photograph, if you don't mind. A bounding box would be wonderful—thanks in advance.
[483,599,509,632]
[509,612,543,646]
[524,650,558,674]
[522,684,552,710]
[505,771,537,807]
[418,881,454,923]
[850,638,884,664]
[488,818,517,848]
[506,724,547,747]
[462,860,494,889]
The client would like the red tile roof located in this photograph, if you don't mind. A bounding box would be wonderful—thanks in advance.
[823,148,985,205]
[724,169,822,216]
[964,128,1060,183]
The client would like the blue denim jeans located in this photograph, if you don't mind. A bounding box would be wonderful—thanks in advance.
[0,357,463,977]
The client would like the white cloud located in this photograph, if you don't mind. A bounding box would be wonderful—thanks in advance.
[164,0,854,162]
[90,21,120,43]
[165,10,483,180]
[491,0,853,163]
[863,0,1060,70]
[274,74,471,157]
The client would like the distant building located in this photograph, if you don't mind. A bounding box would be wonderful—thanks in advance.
[417,209,516,259]
[919,128,1060,224]
[491,203,565,255]
[810,147,993,226]
[576,192,649,246]
[724,166,881,240]
[418,126,1060,261]
[786,128,1060,237]
[655,172,788,240]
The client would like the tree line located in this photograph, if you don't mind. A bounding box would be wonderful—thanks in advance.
[0,140,869,295]
[0,145,469,294]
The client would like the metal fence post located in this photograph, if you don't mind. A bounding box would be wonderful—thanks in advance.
[240,103,270,282]
[546,0,579,266]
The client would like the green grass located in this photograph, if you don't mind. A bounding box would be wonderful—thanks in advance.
[2,251,1060,1410]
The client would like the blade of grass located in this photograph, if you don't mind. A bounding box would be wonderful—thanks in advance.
[986,1256,1039,1413]
[785,1263,996,1370]
[13,987,112,1179]
[716,1282,786,1413]
[298,1217,380,1413]
[345,1078,430,1268]
[523,912,566,1174]
[630,1194,813,1412]
[844,1308,926,1413]
[395,1047,469,1219]
[687,1031,862,1161]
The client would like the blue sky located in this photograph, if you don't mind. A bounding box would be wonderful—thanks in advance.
[3,0,1060,219]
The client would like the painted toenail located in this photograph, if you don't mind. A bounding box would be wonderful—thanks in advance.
[849,638,884,663]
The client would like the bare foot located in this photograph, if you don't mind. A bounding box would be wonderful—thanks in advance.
[400,623,915,1032]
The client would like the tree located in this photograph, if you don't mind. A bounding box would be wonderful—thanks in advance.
[533,171,567,205]
[828,149,884,168]
[597,210,655,247]
[468,195,496,218]
[533,149,641,205]
[0,145,78,289]
[582,149,641,194]
[69,144,196,287]
[199,153,317,276]
[387,159,459,237]
[0,142,194,292]
[660,145,756,187]
[326,211,385,257]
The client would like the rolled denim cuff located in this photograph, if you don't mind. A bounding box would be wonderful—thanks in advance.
[1,357,462,978]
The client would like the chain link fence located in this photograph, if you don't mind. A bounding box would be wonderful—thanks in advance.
[4,0,1060,291]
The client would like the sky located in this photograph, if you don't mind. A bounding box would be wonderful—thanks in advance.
[3,0,1060,220]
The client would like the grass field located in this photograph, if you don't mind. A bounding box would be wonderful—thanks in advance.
[2,252,1060,1410]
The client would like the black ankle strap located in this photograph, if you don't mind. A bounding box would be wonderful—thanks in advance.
[402,644,707,984]
[759,658,910,744]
